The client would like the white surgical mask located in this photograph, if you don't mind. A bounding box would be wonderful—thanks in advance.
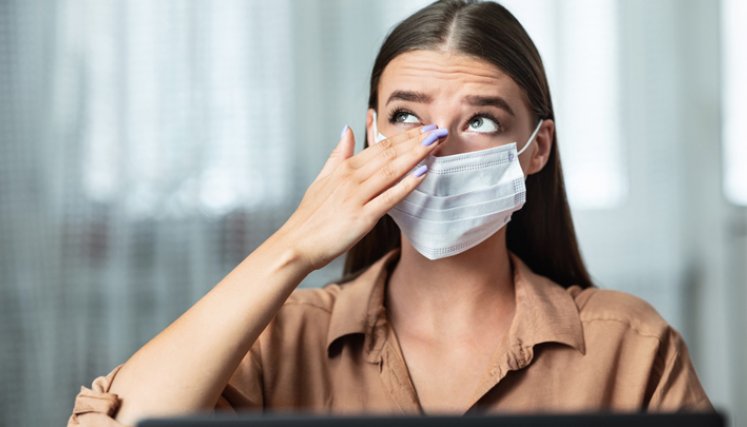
[372,112,542,260]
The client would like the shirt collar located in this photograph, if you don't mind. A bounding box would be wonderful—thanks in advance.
[507,253,586,356]
[325,250,585,360]
[326,250,398,357]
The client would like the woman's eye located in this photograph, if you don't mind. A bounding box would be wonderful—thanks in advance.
[393,111,420,124]
[467,116,500,133]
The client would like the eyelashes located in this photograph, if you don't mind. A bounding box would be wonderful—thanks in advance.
[386,107,504,134]
[387,108,418,124]
[467,112,503,133]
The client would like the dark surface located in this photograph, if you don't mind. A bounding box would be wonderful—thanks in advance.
[139,412,726,427]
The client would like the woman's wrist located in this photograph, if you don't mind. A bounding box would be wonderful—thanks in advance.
[259,226,318,278]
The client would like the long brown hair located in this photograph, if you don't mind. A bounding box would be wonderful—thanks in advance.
[343,0,593,289]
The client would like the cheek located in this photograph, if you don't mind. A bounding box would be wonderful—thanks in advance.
[519,154,535,175]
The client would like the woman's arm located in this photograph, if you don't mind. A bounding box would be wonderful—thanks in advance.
[109,232,311,425]
[105,125,445,425]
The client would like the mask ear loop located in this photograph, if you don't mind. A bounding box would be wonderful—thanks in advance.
[372,111,378,139]
[371,111,386,143]
[517,120,544,156]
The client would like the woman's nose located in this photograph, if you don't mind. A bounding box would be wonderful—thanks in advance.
[430,127,463,156]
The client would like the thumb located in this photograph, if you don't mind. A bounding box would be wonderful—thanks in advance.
[317,125,355,179]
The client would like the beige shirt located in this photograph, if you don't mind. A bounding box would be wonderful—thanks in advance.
[69,251,712,426]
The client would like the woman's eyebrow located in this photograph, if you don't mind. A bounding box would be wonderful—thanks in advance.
[385,90,432,105]
[385,91,515,117]
[464,95,515,116]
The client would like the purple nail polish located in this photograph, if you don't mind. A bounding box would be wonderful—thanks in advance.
[421,128,449,146]
[413,165,428,177]
[340,124,349,138]
[421,124,438,132]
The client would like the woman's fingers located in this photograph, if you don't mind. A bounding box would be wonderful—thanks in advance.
[352,128,446,206]
[317,125,355,180]
[364,164,429,217]
[356,127,447,180]
[348,124,436,169]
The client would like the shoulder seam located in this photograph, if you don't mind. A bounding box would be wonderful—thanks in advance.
[581,316,667,342]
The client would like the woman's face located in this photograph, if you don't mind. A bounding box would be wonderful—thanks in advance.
[368,49,553,174]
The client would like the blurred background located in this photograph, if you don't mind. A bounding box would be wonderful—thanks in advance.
[0,0,745,425]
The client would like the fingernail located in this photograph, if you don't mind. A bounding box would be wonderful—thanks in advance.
[340,124,349,138]
[421,128,449,146]
[413,165,428,177]
[420,124,438,132]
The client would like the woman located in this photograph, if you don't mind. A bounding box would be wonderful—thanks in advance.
[68,1,712,425]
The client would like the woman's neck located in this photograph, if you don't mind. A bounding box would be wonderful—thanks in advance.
[386,229,516,340]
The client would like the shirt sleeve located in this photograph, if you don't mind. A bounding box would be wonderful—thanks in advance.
[67,365,126,427]
[67,341,264,426]
[215,342,266,410]
[646,328,714,412]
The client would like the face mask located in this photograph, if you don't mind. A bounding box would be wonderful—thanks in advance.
[371,112,542,260]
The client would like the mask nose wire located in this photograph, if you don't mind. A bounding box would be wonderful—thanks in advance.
[517,120,544,157]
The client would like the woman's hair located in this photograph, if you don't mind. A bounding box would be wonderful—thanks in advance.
[342,0,594,289]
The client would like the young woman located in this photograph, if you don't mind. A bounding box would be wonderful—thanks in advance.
[69,1,712,425]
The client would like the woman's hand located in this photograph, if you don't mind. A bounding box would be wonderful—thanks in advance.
[276,124,447,270]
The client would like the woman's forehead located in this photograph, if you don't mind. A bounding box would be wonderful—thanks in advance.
[378,50,524,105]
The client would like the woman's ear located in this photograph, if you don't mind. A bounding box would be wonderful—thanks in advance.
[526,119,554,175]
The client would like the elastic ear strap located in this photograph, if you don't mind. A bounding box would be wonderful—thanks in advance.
[372,111,379,140]
[517,120,543,156]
